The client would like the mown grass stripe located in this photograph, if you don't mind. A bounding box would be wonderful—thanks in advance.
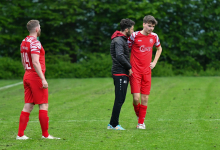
[0,81,23,90]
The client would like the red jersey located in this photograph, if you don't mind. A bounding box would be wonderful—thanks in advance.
[20,36,46,73]
[128,31,160,74]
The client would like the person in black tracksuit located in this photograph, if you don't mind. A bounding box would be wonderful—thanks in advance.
[108,19,135,130]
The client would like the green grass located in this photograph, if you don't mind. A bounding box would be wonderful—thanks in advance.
[0,77,220,150]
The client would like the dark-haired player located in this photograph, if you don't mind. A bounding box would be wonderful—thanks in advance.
[128,15,162,129]
[107,18,135,130]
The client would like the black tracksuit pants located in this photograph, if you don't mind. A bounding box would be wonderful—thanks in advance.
[109,75,129,127]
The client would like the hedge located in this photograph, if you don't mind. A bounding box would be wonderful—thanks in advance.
[1,53,220,79]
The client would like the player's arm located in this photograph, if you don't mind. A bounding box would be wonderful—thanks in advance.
[21,54,25,70]
[127,32,135,48]
[31,54,48,89]
[150,45,162,69]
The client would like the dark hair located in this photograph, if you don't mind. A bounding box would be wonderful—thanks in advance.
[143,15,158,25]
[120,18,135,32]
[27,20,40,32]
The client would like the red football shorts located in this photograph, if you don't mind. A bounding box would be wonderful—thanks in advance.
[129,72,151,95]
[23,72,48,104]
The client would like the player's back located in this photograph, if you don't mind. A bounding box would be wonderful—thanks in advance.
[20,36,46,75]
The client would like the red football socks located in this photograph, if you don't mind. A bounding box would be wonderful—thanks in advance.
[18,111,30,137]
[138,105,148,124]
[133,103,140,117]
[39,110,49,137]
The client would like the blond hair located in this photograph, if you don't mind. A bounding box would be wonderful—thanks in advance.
[26,20,40,32]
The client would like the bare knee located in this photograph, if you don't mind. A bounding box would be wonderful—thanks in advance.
[22,103,34,113]
[141,95,149,106]
[133,93,140,105]
[39,103,48,110]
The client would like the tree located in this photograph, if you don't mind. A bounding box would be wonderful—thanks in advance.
[1,0,220,73]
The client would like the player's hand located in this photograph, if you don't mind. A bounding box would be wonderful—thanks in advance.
[128,69,133,76]
[42,79,48,89]
[150,62,156,69]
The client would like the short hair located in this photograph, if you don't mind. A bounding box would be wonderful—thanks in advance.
[27,20,40,32]
[143,15,158,25]
[120,18,135,32]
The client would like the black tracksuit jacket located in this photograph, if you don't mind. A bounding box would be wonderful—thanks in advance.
[110,31,132,75]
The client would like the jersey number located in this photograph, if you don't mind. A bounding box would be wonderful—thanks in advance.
[22,52,31,69]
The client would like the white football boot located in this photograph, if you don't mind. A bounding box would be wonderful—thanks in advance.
[136,123,146,129]
[16,135,29,140]
[42,135,60,139]
[137,117,146,129]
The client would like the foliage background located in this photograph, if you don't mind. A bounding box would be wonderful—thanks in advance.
[0,0,220,79]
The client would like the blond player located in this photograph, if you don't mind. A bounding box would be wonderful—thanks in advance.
[17,20,60,139]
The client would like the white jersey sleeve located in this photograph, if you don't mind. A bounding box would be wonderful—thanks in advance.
[30,40,41,54]
[127,31,139,48]
[152,33,160,47]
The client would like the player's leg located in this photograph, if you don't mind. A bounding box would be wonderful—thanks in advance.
[31,80,60,139]
[132,93,141,117]
[136,94,148,129]
[17,103,34,140]
[138,94,148,125]
[22,103,35,113]
[29,78,59,139]
[39,104,60,139]
[109,75,128,130]
[137,74,151,129]
[17,79,34,140]
[130,73,141,117]
[30,78,49,137]
[38,103,49,138]
[141,94,149,106]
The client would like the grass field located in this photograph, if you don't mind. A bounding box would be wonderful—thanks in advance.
[0,77,220,150]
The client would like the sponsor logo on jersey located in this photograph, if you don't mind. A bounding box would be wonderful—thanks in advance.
[139,45,152,52]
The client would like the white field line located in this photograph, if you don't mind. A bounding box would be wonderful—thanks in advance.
[0,82,23,90]
[0,119,219,123]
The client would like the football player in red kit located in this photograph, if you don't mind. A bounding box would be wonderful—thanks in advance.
[128,15,162,129]
[17,20,60,139]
